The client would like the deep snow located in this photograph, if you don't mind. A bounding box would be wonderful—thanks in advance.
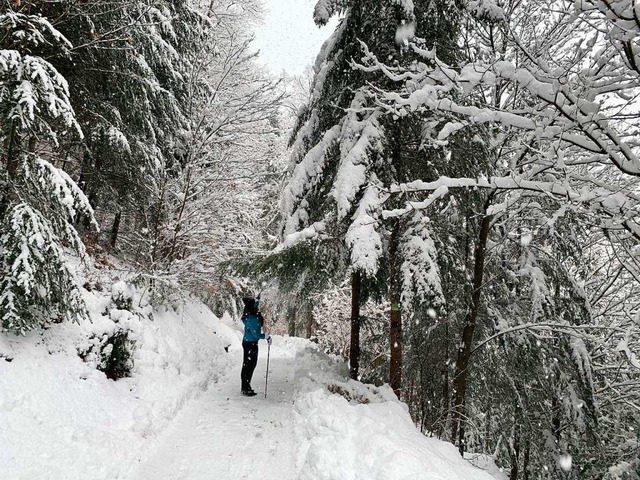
[1,276,504,480]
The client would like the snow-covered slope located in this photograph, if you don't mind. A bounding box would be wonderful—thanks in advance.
[1,271,504,480]
[292,347,502,480]
[0,280,237,479]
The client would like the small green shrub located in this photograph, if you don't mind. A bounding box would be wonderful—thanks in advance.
[99,331,133,380]
[80,330,134,380]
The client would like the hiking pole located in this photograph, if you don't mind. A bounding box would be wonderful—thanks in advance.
[264,341,271,399]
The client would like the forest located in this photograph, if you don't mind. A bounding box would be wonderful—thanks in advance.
[1,0,639,478]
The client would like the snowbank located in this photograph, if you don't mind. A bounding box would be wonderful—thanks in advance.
[291,345,501,480]
[0,264,239,480]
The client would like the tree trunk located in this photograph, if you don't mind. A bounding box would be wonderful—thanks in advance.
[110,211,122,248]
[389,220,402,399]
[522,436,530,480]
[288,306,297,337]
[441,316,450,438]
[150,180,167,267]
[552,394,561,441]
[1,122,19,217]
[305,303,314,338]
[450,197,493,453]
[509,422,521,480]
[167,166,191,262]
[350,270,361,380]
[6,121,20,178]
[458,398,466,455]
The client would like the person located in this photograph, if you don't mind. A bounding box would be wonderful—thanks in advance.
[240,295,271,396]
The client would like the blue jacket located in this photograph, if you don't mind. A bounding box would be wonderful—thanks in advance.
[242,313,265,342]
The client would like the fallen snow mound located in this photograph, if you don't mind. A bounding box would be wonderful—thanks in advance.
[291,345,500,480]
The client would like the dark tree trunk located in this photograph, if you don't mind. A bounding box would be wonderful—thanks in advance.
[350,270,361,380]
[1,122,19,218]
[304,303,314,338]
[552,394,561,441]
[523,436,530,480]
[288,306,297,337]
[389,220,402,399]
[509,423,521,480]
[6,122,20,178]
[458,398,466,455]
[441,317,450,438]
[110,211,122,248]
[450,196,493,453]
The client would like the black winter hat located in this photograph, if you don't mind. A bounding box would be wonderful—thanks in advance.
[242,297,256,309]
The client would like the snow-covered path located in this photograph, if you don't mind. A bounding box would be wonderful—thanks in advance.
[3,303,503,480]
[132,341,299,480]
[130,334,503,480]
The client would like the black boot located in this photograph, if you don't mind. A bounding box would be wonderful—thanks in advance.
[241,387,257,397]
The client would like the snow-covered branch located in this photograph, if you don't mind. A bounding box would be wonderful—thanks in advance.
[383,174,640,240]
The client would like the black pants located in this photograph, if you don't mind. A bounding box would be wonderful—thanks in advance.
[241,341,259,391]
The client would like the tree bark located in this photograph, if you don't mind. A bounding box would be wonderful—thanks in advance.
[509,423,521,480]
[441,316,450,438]
[350,270,361,380]
[5,121,19,178]
[304,303,314,338]
[450,197,493,453]
[288,306,297,337]
[522,437,530,480]
[110,211,122,248]
[1,122,19,218]
[167,166,191,262]
[389,220,402,399]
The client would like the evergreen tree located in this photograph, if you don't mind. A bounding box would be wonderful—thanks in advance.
[0,9,94,333]
[279,0,480,398]
[50,0,202,238]
[124,0,283,297]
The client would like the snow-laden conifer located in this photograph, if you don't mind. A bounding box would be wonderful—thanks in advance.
[1,12,93,333]
[277,0,467,399]
[0,203,86,333]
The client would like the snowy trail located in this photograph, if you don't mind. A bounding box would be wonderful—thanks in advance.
[3,310,503,480]
[132,340,299,480]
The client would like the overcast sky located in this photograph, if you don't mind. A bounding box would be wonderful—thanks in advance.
[252,0,339,76]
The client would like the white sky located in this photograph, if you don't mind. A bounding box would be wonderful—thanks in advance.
[252,0,339,76]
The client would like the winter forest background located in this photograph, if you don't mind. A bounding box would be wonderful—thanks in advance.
[1,0,640,478]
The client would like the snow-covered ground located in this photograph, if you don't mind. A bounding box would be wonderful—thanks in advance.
[0,276,504,480]
[132,336,301,480]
